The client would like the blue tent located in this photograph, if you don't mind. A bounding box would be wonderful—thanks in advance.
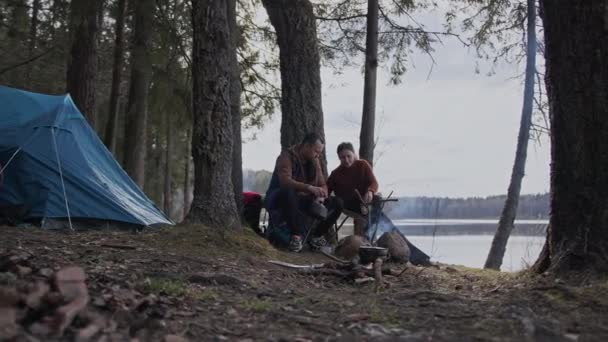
[0,86,173,228]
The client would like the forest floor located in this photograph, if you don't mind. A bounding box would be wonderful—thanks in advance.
[1,225,607,342]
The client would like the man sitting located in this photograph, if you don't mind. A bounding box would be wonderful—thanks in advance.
[264,133,342,252]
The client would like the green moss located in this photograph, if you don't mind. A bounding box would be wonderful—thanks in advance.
[143,277,188,297]
[142,224,281,259]
[192,288,220,301]
[240,299,273,313]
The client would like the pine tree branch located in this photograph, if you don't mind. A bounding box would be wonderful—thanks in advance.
[0,46,55,75]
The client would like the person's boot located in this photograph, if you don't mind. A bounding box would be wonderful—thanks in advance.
[288,235,303,252]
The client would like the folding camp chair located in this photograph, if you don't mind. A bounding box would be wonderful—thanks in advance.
[330,191,398,244]
[331,208,368,243]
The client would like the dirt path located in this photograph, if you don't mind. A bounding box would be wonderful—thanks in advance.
[1,225,606,341]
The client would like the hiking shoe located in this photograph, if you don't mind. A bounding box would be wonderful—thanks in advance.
[309,236,328,251]
[288,235,303,253]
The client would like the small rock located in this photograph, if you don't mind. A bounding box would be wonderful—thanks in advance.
[17,265,32,276]
[377,231,410,263]
[564,333,579,341]
[38,268,54,278]
[92,296,107,307]
[9,252,32,264]
[445,266,459,273]
[335,235,368,260]
[345,313,370,322]
[0,272,17,285]
[343,300,356,307]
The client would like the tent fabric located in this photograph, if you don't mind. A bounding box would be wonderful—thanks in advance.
[365,205,431,266]
[0,85,172,227]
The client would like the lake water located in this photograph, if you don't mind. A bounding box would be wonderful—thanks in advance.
[341,218,548,272]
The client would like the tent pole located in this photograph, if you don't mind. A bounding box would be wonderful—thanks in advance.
[51,127,73,231]
[0,147,23,177]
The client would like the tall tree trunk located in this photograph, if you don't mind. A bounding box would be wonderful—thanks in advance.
[163,110,173,218]
[484,0,537,270]
[7,0,28,87]
[123,0,154,189]
[359,0,379,166]
[66,0,104,129]
[535,0,608,274]
[261,0,327,174]
[104,0,127,154]
[183,127,192,221]
[227,0,243,217]
[26,0,40,84]
[187,0,239,229]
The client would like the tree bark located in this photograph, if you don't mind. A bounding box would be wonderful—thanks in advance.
[66,0,104,130]
[227,0,243,217]
[484,0,536,270]
[163,110,173,219]
[261,0,327,174]
[535,0,608,274]
[26,0,41,84]
[6,0,28,87]
[359,0,379,166]
[186,0,240,229]
[183,127,192,221]
[104,0,128,154]
[123,0,154,189]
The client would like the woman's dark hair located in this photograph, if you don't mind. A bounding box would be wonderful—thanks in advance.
[301,132,324,145]
[337,142,355,154]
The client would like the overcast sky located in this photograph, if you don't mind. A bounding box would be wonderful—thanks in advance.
[241,11,550,198]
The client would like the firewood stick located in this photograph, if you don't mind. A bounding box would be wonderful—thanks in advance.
[373,258,383,292]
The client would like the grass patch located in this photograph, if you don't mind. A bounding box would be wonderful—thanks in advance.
[191,288,220,301]
[292,296,307,306]
[366,299,401,326]
[240,299,274,313]
[143,277,188,297]
[141,224,281,259]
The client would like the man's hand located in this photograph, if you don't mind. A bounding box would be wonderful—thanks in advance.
[307,185,327,198]
[364,190,373,204]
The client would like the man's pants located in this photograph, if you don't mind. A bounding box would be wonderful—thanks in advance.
[267,187,343,237]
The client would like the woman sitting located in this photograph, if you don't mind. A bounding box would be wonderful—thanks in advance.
[327,142,378,236]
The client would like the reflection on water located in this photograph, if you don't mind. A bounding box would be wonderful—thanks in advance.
[391,220,548,272]
[395,219,548,236]
[406,235,545,272]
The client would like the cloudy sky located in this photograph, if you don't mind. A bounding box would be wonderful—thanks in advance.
[241,10,550,198]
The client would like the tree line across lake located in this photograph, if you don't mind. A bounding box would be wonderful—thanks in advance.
[243,169,548,220]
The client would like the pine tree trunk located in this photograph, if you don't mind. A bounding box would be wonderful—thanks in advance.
[536,0,608,274]
[187,0,239,229]
[359,0,379,166]
[261,0,327,173]
[163,110,173,218]
[7,0,28,87]
[66,0,104,130]
[183,127,192,221]
[123,0,154,189]
[227,0,243,217]
[104,0,127,154]
[484,0,536,270]
[26,0,40,84]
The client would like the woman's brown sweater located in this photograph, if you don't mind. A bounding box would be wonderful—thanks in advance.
[327,159,378,205]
